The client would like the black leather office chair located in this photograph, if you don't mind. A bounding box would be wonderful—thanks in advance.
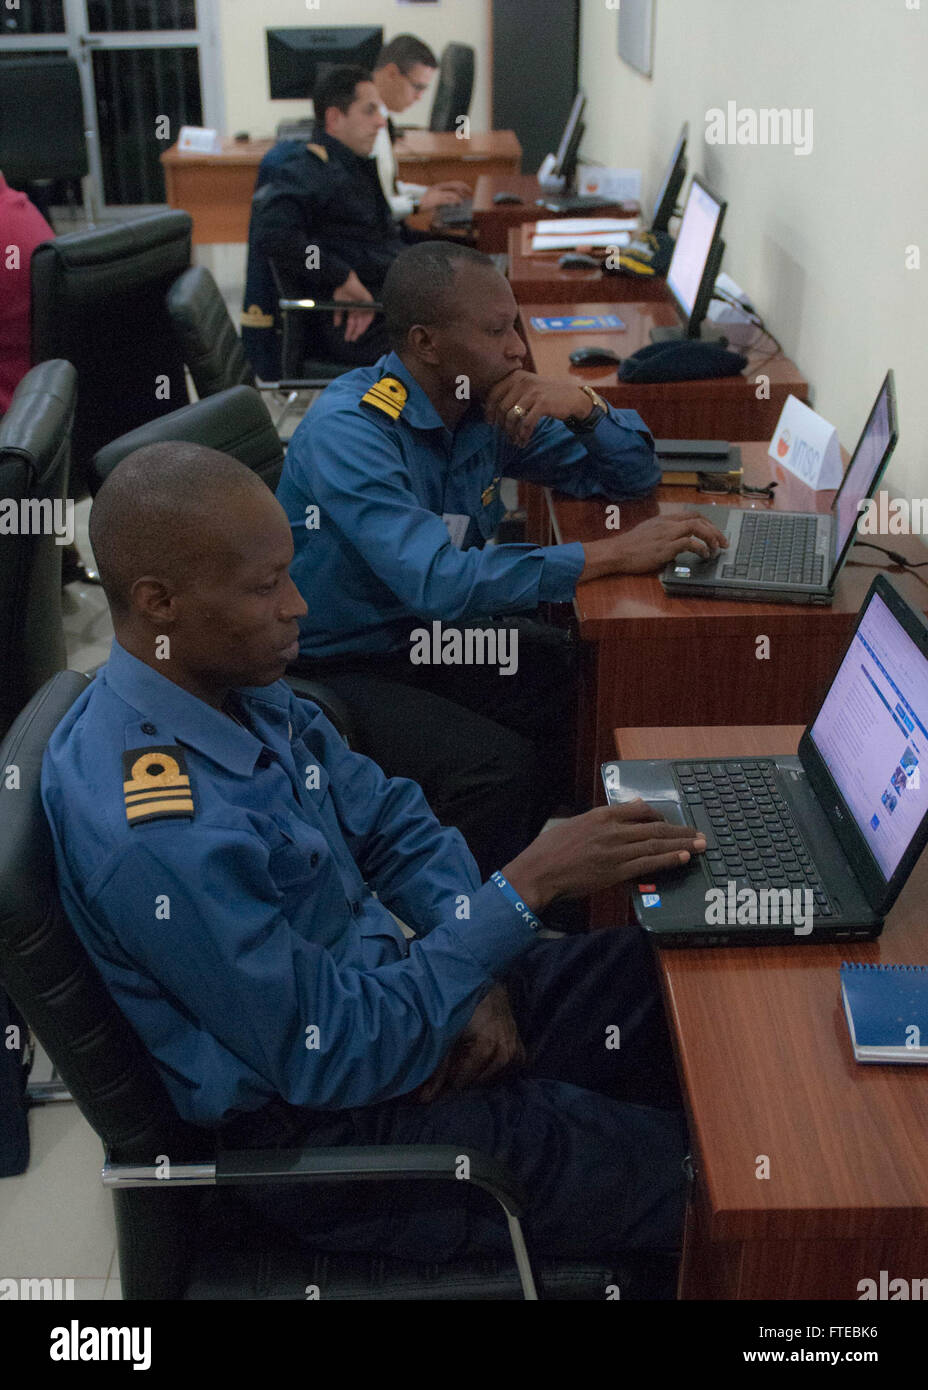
[0,671,642,1299]
[31,211,193,498]
[0,56,92,225]
[88,386,362,747]
[0,360,76,739]
[429,44,476,132]
[167,265,355,433]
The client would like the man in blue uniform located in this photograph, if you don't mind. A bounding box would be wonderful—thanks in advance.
[41,443,706,1288]
[278,239,727,880]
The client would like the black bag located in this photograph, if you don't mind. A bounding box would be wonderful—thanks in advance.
[0,990,32,1176]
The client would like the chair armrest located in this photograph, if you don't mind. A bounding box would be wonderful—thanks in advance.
[216,1144,528,1217]
[103,1143,525,1215]
[277,299,384,313]
[102,1143,539,1296]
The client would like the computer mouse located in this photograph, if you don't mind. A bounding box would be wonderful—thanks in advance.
[558,252,600,269]
[569,345,622,367]
[233,132,251,143]
[492,191,523,205]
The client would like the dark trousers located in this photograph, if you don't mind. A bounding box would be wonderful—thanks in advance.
[292,616,581,881]
[220,928,688,1282]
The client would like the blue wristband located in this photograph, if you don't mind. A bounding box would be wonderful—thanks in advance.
[490,871,543,932]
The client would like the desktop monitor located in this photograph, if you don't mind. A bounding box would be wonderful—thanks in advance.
[651,122,688,233]
[657,175,727,340]
[553,91,586,187]
[266,26,384,101]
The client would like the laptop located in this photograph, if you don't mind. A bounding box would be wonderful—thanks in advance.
[601,574,928,945]
[660,370,898,605]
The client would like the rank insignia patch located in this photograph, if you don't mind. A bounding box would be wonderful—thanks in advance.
[360,376,408,421]
[481,475,501,508]
[122,746,195,827]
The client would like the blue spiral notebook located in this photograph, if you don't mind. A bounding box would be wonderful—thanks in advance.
[840,963,928,1063]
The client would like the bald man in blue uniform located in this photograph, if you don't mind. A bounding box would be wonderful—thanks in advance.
[41,443,707,1291]
[278,240,727,883]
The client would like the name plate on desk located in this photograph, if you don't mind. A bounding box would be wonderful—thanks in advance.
[178,125,222,155]
[768,395,842,490]
[578,166,643,204]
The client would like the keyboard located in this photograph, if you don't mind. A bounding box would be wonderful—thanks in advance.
[673,760,834,914]
[433,201,473,227]
[721,513,825,586]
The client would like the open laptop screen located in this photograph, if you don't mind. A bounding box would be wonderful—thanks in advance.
[830,370,897,579]
[810,588,928,880]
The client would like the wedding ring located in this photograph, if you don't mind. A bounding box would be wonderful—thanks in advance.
[511,404,526,418]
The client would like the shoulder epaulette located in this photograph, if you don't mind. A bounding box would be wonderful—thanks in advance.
[241,304,274,329]
[306,142,329,163]
[123,746,195,827]
[360,376,408,422]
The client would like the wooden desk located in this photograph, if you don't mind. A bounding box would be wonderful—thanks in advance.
[394,129,522,190]
[161,131,522,245]
[521,300,809,440]
[615,724,928,1301]
[507,224,669,304]
[162,138,274,244]
[463,173,640,254]
[545,444,928,808]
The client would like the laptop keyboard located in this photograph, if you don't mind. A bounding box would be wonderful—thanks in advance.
[434,200,473,226]
[721,514,825,586]
[673,760,833,914]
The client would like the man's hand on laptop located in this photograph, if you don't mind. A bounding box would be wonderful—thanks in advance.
[332,271,376,343]
[578,512,729,582]
[503,800,707,912]
[412,984,525,1103]
[484,370,596,448]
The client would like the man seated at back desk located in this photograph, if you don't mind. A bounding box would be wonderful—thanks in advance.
[370,32,472,223]
[243,63,457,378]
[277,240,727,882]
[41,444,707,1291]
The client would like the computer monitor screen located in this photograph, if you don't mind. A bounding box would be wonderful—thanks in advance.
[651,122,688,233]
[266,26,383,102]
[665,176,726,332]
[553,91,586,182]
[831,371,898,578]
[810,585,928,881]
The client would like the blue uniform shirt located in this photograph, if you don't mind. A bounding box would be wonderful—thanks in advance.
[40,642,538,1126]
[276,350,658,657]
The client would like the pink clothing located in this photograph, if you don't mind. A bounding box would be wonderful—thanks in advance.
[0,173,55,415]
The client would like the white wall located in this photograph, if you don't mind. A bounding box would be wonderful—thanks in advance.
[579,0,928,502]
[217,0,490,138]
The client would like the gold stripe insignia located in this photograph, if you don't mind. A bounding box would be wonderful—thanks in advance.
[122,747,195,827]
[360,376,408,421]
[240,304,274,329]
[306,143,329,163]
[482,476,501,508]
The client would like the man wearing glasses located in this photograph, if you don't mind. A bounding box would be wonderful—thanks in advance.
[371,35,471,221]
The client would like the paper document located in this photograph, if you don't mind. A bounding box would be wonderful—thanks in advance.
[531,230,631,251]
[534,218,639,236]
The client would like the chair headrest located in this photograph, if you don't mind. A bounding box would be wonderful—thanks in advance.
[90,386,283,493]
